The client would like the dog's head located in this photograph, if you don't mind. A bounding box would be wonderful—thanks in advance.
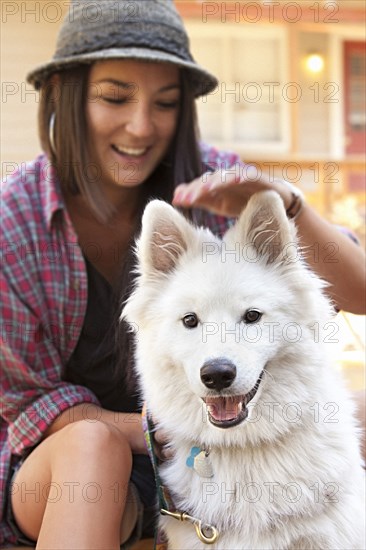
[122,192,332,443]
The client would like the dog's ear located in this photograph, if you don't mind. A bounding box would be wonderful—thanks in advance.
[137,200,196,274]
[226,191,297,264]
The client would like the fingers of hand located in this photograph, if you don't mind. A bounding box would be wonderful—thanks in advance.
[173,169,240,206]
[152,427,174,462]
[153,427,169,446]
[205,168,241,190]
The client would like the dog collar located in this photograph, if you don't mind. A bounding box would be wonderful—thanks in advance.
[142,404,219,547]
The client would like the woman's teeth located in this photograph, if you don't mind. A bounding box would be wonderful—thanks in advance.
[113,145,147,156]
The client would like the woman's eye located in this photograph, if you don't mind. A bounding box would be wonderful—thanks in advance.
[102,97,127,104]
[157,101,179,110]
[243,309,263,324]
[182,313,199,329]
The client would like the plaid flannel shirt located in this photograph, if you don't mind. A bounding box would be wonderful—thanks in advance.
[0,144,240,545]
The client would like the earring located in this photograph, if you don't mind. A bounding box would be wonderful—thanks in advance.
[49,112,56,155]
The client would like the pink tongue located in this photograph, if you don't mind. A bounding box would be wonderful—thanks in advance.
[206,396,242,422]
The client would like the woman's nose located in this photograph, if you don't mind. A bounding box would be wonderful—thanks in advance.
[125,102,154,139]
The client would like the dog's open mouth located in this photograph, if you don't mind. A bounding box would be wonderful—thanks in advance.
[202,372,263,429]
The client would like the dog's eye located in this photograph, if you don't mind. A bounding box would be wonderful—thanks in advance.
[243,309,262,324]
[182,313,199,328]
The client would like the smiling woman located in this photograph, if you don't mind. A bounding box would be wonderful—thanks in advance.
[1,0,365,549]
[0,1,221,548]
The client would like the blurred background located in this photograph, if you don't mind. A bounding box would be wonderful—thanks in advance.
[1,0,365,392]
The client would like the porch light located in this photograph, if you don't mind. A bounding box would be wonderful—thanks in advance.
[305,53,325,73]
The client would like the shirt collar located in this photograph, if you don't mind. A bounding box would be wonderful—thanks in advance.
[38,154,66,231]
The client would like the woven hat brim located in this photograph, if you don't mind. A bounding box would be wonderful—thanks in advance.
[26,47,218,98]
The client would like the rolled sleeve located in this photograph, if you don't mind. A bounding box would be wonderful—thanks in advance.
[7,384,100,456]
[1,277,96,455]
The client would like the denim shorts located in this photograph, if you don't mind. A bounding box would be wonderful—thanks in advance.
[5,453,157,549]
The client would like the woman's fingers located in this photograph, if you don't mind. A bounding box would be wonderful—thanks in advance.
[173,168,291,218]
[151,425,175,462]
[173,170,250,216]
[174,169,240,202]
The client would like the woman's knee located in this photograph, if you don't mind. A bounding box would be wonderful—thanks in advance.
[52,420,133,470]
[11,420,133,541]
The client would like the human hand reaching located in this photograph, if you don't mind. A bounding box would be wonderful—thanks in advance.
[173,167,295,218]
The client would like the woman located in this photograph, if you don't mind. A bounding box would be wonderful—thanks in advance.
[1,1,365,548]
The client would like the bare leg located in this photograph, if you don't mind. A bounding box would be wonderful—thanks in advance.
[11,420,138,549]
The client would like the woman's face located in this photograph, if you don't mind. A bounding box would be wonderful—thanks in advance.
[86,59,181,192]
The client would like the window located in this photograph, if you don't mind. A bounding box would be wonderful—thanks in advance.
[187,22,290,154]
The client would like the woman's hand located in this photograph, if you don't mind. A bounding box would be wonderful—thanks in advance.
[152,424,175,463]
[172,168,293,218]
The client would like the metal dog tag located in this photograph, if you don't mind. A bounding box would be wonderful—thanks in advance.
[194,451,214,478]
[186,446,214,478]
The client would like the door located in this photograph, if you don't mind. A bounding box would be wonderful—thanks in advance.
[344,41,366,155]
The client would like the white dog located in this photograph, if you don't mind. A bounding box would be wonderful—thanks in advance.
[122,192,365,549]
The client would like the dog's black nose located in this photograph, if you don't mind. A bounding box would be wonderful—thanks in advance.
[200,359,237,391]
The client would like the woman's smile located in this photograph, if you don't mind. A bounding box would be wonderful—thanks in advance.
[111,144,150,157]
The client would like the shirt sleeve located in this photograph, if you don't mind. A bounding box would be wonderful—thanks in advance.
[191,143,244,236]
[199,141,243,171]
[1,268,100,456]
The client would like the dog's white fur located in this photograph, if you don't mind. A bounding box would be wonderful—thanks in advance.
[122,192,365,549]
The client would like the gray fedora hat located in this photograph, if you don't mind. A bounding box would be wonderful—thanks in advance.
[26,0,218,98]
